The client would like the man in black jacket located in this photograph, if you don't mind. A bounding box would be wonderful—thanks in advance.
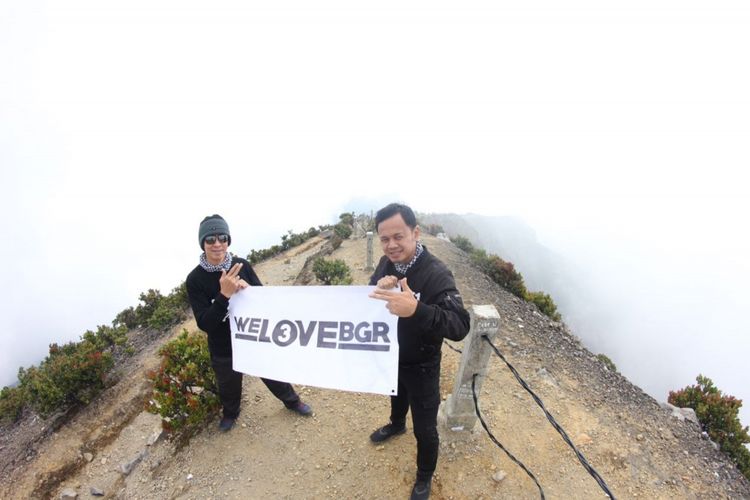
[368,203,470,500]
[186,214,312,432]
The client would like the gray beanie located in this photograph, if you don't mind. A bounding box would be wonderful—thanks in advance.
[198,214,231,248]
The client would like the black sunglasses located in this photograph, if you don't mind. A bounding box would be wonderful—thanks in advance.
[204,234,229,245]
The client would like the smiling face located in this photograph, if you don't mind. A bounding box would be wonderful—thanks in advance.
[377,213,421,264]
[203,234,229,265]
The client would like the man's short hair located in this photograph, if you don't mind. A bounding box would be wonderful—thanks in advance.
[375,203,417,230]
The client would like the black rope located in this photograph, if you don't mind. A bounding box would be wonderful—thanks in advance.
[481,335,616,499]
[472,374,545,500]
[443,340,462,354]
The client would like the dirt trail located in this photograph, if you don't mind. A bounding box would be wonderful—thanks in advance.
[2,234,749,499]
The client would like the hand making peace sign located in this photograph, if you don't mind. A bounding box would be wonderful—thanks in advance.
[219,263,249,298]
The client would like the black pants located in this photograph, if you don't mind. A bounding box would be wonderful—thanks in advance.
[210,355,300,419]
[390,360,441,481]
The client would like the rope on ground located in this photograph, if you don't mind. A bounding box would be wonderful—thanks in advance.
[481,335,616,500]
[443,340,462,354]
[471,373,545,500]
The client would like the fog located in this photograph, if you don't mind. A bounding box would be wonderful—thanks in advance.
[539,204,750,428]
[423,206,750,427]
[1,1,748,428]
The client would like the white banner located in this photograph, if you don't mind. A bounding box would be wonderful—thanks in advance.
[228,286,399,396]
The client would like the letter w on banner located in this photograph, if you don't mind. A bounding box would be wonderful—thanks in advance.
[229,286,399,396]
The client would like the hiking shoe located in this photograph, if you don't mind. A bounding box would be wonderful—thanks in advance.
[218,417,236,432]
[287,401,313,416]
[410,479,431,500]
[369,423,406,443]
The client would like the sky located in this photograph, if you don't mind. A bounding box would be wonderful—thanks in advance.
[1,1,748,424]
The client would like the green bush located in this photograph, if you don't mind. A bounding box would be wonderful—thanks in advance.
[0,386,25,424]
[281,228,317,251]
[114,285,190,331]
[454,235,562,321]
[113,306,138,329]
[19,340,113,416]
[114,285,189,331]
[596,354,617,373]
[146,330,220,440]
[134,289,165,327]
[2,282,186,425]
[451,235,475,253]
[248,245,283,265]
[248,226,327,264]
[169,282,189,309]
[148,304,181,330]
[525,291,562,321]
[669,375,750,480]
[147,283,189,330]
[339,212,354,226]
[313,258,353,285]
[3,323,133,422]
[82,324,129,352]
[333,222,353,240]
[471,250,528,299]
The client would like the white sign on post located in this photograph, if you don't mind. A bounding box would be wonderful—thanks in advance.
[228,286,399,396]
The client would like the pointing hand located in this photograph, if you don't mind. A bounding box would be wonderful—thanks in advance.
[369,277,418,317]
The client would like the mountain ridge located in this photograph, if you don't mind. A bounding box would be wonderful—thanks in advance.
[1,231,748,499]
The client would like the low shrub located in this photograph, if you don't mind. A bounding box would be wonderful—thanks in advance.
[525,291,562,321]
[471,250,528,299]
[333,222,353,240]
[113,306,138,329]
[248,226,329,264]
[2,281,186,425]
[451,235,475,253]
[134,289,165,327]
[338,212,354,226]
[313,258,353,285]
[669,375,750,480]
[82,324,129,352]
[146,330,220,440]
[281,227,320,251]
[147,283,189,330]
[0,386,25,424]
[115,285,189,331]
[596,354,617,373]
[453,234,561,320]
[19,340,113,416]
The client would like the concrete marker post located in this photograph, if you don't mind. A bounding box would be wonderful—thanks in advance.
[366,231,374,272]
[439,304,501,431]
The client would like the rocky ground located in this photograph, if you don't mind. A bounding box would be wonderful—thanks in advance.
[2,233,749,499]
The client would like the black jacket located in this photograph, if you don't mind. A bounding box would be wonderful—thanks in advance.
[369,246,470,365]
[186,256,262,357]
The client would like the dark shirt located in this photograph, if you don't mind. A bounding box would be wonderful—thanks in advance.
[369,246,470,365]
[186,256,262,357]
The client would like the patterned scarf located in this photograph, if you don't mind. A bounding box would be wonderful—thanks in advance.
[199,252,233,272]
[394,241,424,275]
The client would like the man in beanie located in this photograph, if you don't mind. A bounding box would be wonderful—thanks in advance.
[186,214,313,432]
[368,203,470,500]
